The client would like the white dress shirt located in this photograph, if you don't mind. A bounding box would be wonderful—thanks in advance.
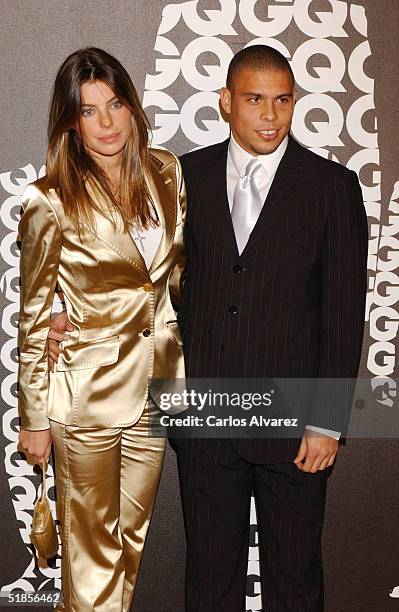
[227,133,288,211]
[227,134,340,440]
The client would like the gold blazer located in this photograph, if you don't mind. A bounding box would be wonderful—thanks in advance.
[18,149,186,430]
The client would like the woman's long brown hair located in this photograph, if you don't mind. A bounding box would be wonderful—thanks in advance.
[46,47,155,234]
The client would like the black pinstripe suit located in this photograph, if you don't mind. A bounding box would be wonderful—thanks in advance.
[174,136,368,611]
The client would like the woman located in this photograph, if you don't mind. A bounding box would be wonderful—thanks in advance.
[18,47,185,611]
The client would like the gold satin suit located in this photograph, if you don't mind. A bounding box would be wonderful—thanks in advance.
[18,148,186,612]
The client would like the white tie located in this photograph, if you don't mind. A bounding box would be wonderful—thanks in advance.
[231,157,266,255]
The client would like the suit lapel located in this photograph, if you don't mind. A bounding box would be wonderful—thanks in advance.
[198,140,238,254]
[242,136,305,255]
[87,199,149,278]
[146,154,177,275]
[84,155,178,277]
[196,136,305,259]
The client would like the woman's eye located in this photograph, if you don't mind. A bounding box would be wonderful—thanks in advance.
[81,108,93,117]
[111,100,122,109]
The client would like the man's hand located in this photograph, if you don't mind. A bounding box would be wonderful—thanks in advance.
[293,429,338,473]
[18,428,52,465]
[48,310,75,369]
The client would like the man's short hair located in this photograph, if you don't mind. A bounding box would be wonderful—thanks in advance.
[226,45,295,89]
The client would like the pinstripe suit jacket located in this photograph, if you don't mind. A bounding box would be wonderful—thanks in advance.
[176,136,368,464]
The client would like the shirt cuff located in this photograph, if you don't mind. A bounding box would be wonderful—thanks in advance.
[305,425,341,440]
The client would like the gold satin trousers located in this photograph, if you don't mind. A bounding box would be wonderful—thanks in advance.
[50,403,166,612]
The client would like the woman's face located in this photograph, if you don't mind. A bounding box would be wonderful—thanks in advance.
[78,80,133,163]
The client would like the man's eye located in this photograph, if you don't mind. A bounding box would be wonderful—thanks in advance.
[278,97,289,103]
[249,96,261,103]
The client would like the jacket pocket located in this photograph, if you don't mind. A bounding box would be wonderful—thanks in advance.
[166,320,183,346]
[56,335,119,371]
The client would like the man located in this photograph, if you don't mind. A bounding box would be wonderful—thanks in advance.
[173,46,367,611]
[48,46,367,611]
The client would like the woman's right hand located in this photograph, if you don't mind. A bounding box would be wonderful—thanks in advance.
[48,310,75,369]
[18,428,52,465]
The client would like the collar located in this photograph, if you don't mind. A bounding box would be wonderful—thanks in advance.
[228,132,288,178]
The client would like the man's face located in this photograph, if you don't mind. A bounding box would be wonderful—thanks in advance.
[220,67,296,156]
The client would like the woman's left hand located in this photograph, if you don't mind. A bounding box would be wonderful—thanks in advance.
[18,428,52,465]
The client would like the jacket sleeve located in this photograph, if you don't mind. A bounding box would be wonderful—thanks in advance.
[311,169,368,433]
[18,184,62,430]
[168,155,187,310]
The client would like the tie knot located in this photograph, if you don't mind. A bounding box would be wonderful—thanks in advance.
[243,157,264,179]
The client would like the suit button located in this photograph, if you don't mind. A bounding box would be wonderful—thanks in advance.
[143,329,151,337]
[228,305,238,315]
[233,264,243,273]
[143,283,153,292]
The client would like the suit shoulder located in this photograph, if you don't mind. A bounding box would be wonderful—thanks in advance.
[294,139,354,181]
[21,178,62,226]
[21,177,53,207]
[19,178,62,237]
[148,147,183,190]
[149,147,179,169]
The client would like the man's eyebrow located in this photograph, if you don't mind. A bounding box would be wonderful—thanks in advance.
[81,96,118,107]
[240,92,293,98]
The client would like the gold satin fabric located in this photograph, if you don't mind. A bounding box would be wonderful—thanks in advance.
[18,149,186,609]
[18,148,186,430]
[50,401,166,612]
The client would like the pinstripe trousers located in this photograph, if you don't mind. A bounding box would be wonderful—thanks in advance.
[177,439,329,612]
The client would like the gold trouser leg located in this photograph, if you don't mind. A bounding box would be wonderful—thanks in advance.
[50,403,166,612]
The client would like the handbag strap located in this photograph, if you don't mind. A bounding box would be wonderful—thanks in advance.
[40,461,48,502]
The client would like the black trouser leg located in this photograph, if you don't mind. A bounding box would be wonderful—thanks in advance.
[253,463,329,612]
[177,440,253,612]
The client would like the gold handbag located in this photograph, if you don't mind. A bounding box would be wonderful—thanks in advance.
[30,462,58,559]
